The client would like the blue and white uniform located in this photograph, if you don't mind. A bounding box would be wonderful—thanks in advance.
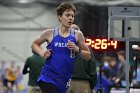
[37,27,76,93]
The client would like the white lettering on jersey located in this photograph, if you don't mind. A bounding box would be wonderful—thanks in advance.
[54,42,67,47]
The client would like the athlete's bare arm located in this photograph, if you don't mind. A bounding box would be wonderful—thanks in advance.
[76,30,91,61]
[67,30,91,61]
[31,29,53,58]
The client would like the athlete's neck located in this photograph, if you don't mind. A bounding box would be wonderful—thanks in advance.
[58,25,70,37]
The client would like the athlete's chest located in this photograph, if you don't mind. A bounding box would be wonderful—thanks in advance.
[50,35,76,48]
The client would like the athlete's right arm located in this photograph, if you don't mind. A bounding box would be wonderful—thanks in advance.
[31,29,52,58]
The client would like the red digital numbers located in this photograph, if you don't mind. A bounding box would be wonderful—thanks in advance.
[101,39,108,49]
[85,39,92,45]
[111,41,117,49]
[94,39,101,49]
[85,38,118,50]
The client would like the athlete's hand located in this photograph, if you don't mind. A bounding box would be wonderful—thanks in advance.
[40,49,51,59]
[67,40,79,52]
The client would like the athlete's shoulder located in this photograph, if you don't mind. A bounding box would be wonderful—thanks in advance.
[42,28,54,34]
[74,29,82,32]
[75,30,83,36]
[40,28,54,38]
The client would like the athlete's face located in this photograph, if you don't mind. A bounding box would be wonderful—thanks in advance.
[58,9,75,28]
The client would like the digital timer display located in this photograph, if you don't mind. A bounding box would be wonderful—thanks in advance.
[85,38,118,49]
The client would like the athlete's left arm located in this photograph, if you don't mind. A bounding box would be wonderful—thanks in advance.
[76,31,91,61]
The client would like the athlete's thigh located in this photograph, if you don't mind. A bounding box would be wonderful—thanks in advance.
[38,80,57,93]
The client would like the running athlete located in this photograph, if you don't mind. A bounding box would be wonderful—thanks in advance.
[31,2,91,93]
